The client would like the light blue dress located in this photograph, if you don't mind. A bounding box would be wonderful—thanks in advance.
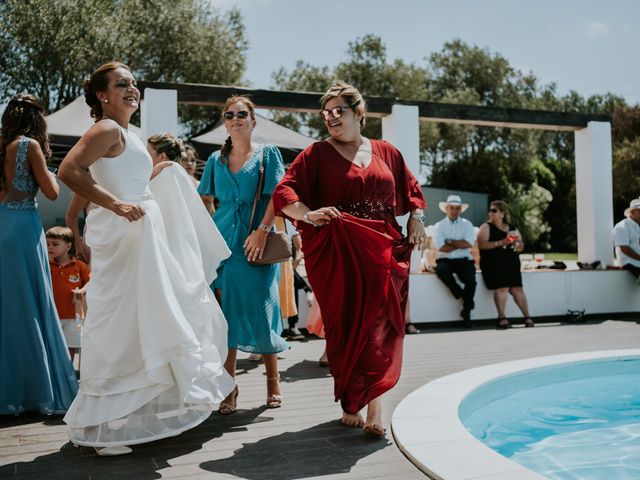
[0,136,78,415]
[198,145,289,354]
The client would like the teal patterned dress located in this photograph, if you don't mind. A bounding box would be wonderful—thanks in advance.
[198,145,289,354]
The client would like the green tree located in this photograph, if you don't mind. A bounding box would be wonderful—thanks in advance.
[271,34,429,141]
[0,0,248,134]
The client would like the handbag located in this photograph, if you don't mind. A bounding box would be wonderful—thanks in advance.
[247,146,292,266]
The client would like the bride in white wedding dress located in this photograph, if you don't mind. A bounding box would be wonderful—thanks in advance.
[58,62,234,455]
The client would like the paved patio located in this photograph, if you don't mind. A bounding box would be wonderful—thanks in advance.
[1,318,639,480]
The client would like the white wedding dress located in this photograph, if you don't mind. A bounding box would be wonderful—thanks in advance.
[63,127,235,447]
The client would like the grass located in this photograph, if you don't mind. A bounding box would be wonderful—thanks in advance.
[531,252,578,260]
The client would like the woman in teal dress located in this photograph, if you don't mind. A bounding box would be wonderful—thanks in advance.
[0,94,78,415]
[199,95,289,414]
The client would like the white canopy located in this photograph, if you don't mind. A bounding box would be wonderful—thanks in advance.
[46,96,143,138]
[192,113,315,150]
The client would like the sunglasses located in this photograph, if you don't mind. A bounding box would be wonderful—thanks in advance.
[489,208,499,213]
[223,110,250,120]
[320,106,352,121]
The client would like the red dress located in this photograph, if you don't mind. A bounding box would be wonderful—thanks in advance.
[273,140,426,413]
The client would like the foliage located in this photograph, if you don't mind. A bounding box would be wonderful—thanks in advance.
[0,0,248,134]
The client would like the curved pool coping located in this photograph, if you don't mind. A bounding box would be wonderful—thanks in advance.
[391,348,640,480]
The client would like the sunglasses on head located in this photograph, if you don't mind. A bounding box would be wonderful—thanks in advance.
[320,105,352,121]
[489,208,499,213]
[223,110,250,120]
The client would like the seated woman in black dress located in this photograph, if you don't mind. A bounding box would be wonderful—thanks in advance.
[477,200,534,328]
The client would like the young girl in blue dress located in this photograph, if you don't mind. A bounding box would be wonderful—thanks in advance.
[0,94,78,415]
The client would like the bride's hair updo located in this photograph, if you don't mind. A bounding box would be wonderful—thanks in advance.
[83,61,131,121]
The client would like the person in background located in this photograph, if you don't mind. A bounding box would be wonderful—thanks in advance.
[198,95,289,413]
[0,94,78,415]
[433,195,477,328]
[477,200,533,328]
[46,226,91,360]
[613,198,640,281]
[181,142,200,188]
[280,218,306,341]
[147,132,186,167]
[273,81,426,436]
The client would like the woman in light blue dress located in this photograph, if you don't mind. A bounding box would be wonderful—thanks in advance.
[0,94,78,415]
[199,95,289,414]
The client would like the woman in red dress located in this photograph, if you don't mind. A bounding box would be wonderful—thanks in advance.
[272,82,426,436]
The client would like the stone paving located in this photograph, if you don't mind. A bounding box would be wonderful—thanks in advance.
[1,318,639,479]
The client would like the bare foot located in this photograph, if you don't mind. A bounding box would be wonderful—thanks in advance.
[364,397,385,436]
[341,411,364,428]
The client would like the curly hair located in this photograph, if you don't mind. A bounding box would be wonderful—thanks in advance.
[0,94,51,189]
[220,95,256,159]
[147,132,186,163]
[83,61,131,121]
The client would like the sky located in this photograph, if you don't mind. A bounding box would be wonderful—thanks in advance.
[213,0,640,105]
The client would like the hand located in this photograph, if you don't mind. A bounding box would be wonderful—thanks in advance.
[112,200,145,222]
[150,160,174,180]
[244,229,268,262]
[75,239,91,263]
[305,207,341,226]
[407,217,426,250]
[71,288,84,304]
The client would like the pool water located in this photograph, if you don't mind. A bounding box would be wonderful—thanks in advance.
[460,357,640,479]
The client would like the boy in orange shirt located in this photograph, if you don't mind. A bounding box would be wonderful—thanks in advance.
[46,226,90,362]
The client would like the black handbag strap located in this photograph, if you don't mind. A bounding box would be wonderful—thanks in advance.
[248,145,265,232]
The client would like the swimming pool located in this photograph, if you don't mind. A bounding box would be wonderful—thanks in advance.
[391,349,640,480]
[460,357,640,479]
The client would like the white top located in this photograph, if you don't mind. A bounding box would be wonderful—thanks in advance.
[613,217,640,267]
[433,216,475,260]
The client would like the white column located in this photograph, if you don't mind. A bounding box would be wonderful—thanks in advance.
[574,121,613,266]
[381,104,420,179]
[140,88,179,140]
[382,104,422,273]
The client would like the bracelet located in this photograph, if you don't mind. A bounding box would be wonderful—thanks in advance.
[257,223,271,232]
[303,211,319,227]
[411,213,425,223]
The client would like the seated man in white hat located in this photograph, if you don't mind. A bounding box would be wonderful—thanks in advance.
[433,195,477,327]
[613,198,640,282]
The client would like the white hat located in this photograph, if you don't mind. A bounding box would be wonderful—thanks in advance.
[439,194,469,213]
[624,198,640,217]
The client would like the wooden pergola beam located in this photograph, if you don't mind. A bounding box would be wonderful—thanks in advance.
[137,81,611,131]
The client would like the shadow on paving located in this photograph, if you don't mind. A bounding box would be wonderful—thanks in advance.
[234,358,262,377]
[0,406,270,480]
[0,413,65,429]
[280,359,332,383]
[200,419,390,480]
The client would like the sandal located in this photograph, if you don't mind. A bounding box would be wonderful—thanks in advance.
[94,446,132,456]
[266,376,282,408]
[496,317,511,329]
[218,385,239,415]
[363,423,385,437]
[524,317,535,328]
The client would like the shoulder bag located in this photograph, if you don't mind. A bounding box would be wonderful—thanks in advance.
[247,146,292,266]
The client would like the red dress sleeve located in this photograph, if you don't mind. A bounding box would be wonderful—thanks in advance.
[376,141,426,215]
[272,143,319,216]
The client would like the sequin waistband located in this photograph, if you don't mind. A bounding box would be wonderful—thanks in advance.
[0,199,37,210]
[336,200,393,219]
